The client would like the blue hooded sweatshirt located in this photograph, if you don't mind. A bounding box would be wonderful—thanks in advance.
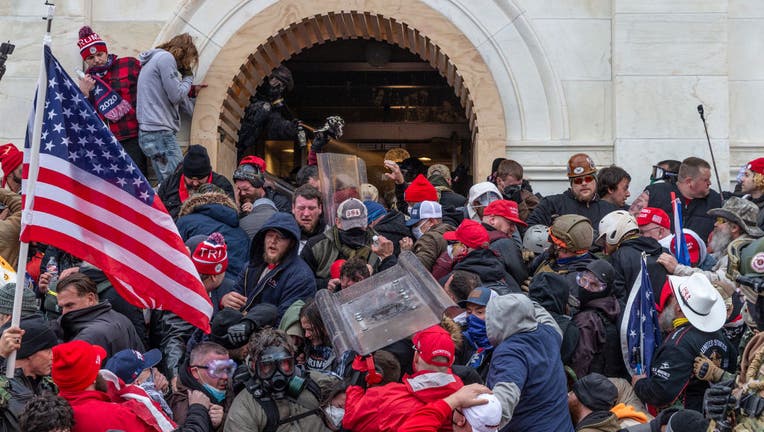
[233,212,316,319]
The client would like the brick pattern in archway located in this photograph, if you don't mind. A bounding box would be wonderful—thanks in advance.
[217,11,477,150]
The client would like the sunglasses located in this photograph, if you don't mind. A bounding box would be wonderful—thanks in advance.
[571,175,595,185]
[716,217,728,225]
[191,359,236,379]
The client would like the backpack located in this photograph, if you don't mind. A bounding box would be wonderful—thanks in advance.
[246,374,326,432]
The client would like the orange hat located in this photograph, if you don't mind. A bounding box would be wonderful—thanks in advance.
[404,174,438,203]
[0,143,22,188]
[567,153,597,178]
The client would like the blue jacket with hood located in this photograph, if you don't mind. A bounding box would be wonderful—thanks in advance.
[486,294,575,432]
[232,212,316,319]
[175,191,250,282]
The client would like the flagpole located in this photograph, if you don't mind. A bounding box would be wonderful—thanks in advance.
[6,1,54,378]
[639,252,646,375]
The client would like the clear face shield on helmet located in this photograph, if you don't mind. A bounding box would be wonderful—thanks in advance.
[471,191,501,218]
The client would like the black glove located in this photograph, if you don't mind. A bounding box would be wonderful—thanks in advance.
[704,378,737,421]
[227,320,254,346]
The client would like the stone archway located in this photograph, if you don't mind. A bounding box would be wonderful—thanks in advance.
[156,0,568,180]
[177,0,510,179]
[218,11,479,159]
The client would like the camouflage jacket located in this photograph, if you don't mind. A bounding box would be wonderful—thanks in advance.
[0,369,58,431]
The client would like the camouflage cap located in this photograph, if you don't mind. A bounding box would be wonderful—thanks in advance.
[708,196,764,238]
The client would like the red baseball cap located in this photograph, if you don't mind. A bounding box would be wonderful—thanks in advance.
[443,219,489,249]
[636,207,670,229]
[747,158,764,176]
[412,325,455,367]
[484,200,527,227]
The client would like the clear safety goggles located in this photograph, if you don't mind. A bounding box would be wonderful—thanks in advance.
[191,358,236,379]
[576,271,607,293]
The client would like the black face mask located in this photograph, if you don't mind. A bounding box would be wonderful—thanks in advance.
[339,228,368,249]
[746,299,764,331]
[502,184,522,201]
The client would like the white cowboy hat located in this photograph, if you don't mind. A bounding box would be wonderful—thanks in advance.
[668,274,726,333]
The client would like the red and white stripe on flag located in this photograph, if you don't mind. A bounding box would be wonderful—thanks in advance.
[21,154,212,332]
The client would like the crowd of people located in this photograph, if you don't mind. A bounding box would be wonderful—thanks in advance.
[1,25,764,432]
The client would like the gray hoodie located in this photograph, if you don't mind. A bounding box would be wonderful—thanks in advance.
[486,294,564,429]
[136,49,194,132]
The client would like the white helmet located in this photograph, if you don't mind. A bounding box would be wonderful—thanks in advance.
[523,224,551,254]
[596,210,639,246]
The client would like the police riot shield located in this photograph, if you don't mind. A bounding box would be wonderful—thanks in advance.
[317,153,367,227]
[316,251,456,357]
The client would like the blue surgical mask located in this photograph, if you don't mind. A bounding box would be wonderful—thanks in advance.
[203,383,226,403]
[412,225,424,240]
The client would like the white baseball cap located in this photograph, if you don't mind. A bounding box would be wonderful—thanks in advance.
[463,393,502,432]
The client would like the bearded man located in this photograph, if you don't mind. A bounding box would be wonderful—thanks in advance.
[222,212,316,319]
[658,197,764,299]
[291,184,325,254]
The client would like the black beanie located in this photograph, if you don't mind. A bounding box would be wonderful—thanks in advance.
[17,317,58,359]
[665,410,709,432]
[573,373,618,411]
[183,145,211,178]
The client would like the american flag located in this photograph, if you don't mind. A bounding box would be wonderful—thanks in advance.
[21,46,212,332]
[671,191,691,266]
[620,254,662,376]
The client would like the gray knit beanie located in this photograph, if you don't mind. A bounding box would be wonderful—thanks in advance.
[0,283,39,316]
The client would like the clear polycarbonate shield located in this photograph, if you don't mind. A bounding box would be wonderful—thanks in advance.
[316,251,456,356]
[317,153,367,227]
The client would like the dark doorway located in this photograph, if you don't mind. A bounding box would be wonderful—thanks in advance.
[262,39,472,195]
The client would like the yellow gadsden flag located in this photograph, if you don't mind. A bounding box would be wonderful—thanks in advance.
[0,256,16,285]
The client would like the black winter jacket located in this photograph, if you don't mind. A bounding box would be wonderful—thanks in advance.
[529,272,580,365]
[633,323,737,412]
[608,236,668,304]
[157,166,235,220]
[453,248,520,293]
[373,209,410,256]
[526,189,618,230]
[571,296,627,379]
[485,225,528,287]
[645,182,722,243]
[59,301,145,357]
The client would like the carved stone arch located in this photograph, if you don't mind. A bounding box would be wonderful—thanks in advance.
[218,11,479,157]
[155,0,565,180]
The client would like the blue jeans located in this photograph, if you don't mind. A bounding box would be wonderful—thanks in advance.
[138,130,183,184]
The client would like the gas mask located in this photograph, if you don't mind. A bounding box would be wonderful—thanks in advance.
[252,345,300,398]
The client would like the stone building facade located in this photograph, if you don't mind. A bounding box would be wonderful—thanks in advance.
[1,0,762,196]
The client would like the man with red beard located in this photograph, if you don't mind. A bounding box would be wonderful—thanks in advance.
[223,212,316,319]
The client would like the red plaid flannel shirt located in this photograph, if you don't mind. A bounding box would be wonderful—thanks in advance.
[86,56,141,141]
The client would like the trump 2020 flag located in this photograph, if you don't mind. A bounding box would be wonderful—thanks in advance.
[671,192,691,266]
[620,254,662,376]
[22,46,212,332]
